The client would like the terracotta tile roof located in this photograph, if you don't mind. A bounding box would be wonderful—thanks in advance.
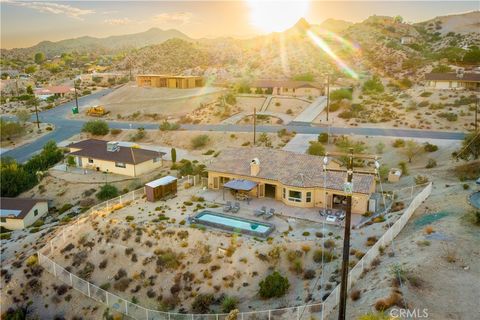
[0,198,48,220]
[251,80,324,89]
[68,139,165,165]
[425,72,480,82]
[35,85,73,95]
[207,148,375,194]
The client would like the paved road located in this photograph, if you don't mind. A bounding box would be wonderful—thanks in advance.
[1,90,466,163]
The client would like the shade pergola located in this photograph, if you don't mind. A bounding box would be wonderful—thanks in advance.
[223,179,258,191]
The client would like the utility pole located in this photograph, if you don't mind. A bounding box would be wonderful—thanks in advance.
[33,98,40,129]
[326,74,330,122]
[338,147,354,320]
[322,150,380,320]
[73,81,79,114]
[253,107,257,145]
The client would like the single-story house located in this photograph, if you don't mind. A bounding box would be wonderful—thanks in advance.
[136,75,204,89]
[425,72,480,90]
[250,80,324,97]
[0,198,49,230]
[68,139,165,177]
[34,85,73,98]
[207,148,377,214]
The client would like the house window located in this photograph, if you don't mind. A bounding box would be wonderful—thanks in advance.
[0,217,6,223]
[115,162,126,168]
[34,209,38,216]
[153,157,161,163]
[282,188,286,199]
[288,190,302,202]
[88,158,94,164]
[306,192,312,203]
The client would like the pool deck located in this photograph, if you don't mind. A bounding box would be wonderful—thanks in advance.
[199,189,363,227]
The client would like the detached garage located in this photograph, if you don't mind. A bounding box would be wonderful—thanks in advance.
[145,176,178,202]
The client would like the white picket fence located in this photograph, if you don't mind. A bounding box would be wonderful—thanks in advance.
[37,183,432,320]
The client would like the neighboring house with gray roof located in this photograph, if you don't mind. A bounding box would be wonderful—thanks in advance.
[0,198,49,230]
[425,71,480,90]
[68,139,165,177]
[207,148,376,214]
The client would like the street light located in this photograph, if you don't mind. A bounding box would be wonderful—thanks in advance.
[325,74,330,122]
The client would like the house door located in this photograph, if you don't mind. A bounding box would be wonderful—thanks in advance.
[264,184,276,198]
[77,157,82,167]
[213,177,219,189]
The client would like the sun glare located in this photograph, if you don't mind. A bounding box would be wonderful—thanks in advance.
[247,0,310,32]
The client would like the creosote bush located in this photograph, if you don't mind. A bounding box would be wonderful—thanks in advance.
[258,271,290,298]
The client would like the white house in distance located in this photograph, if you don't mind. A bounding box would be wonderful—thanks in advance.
[425,70,480,90]
[0,198,49,230]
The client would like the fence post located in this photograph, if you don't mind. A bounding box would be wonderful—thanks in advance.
[69,273,73,286]
[146,308,148,320]
[269,309,271,320]
[52,262,57,277]
[125,299,128,315]
[297,307,300,320]
[106,292,109,306]
[87,282,91,297]
[62,229,65,242]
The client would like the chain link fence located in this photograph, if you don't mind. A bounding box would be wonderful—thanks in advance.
[38,182,432,320]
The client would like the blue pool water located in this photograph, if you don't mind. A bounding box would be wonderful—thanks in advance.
[192,211,274,237]
[469,192,480,210]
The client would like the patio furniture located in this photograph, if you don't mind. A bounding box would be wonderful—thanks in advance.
[223,201,232,212]
[326,215,337,223]
[326,209,333,216]
[264,208,275,220]
[319,209,326,217]
[255,206,267,216]
[338,212,346,221]
[231,202,240,213]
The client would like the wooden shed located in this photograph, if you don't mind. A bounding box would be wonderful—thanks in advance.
[145,176,177,202]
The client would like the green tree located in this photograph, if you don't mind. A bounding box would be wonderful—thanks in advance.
[16,109,30,124]
[258,271,290,298]
[67,155,76,167]
[432,65,452,73]
[26,85,34,95]
[318,132,329,143]
[330,88,352,101]
[171,148,177,163]
[362,76,384,94]
[402,140,422,163]
[24,65,37,74]
[96,184,119,201]
[82,120,109,135]
[34,52,46,64]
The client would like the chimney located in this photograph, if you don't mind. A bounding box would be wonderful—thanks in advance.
[250,158,260,176]
[456,68,464,79]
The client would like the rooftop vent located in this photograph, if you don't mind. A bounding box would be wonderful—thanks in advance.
[107,141,120,152]
[250,158,260,176]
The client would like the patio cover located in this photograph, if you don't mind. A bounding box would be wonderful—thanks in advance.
[476,178,480,185]
[223,179,258,191]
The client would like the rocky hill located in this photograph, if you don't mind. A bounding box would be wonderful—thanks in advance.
[1,28,191,59]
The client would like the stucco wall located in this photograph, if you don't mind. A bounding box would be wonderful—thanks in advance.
[208,171,372,214]
[0,202,48,230]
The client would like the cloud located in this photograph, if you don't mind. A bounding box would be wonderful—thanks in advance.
[104,18,133,26]
[3,0,94,20]
[152,12,192,25]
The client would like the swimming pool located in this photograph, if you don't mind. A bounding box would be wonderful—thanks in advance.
[469,192,480,210]
[191,210,275,237]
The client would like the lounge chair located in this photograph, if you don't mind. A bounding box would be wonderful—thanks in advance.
[264,208,275,220]
[319,209,326,217]
[254,206,267,216]
[223,201,232,212]
[231,202,240,213]
[338,212,346,221]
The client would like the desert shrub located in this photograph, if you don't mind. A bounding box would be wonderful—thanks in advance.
[318,132,329,143]
[307,141,325,156]
[414,175,429,185]
[82,120,109,135]
[114,268,127,280]
[25,255,38,267]
[0,233,11,240]
[420,91,433,97]
[191,134,209,149]
[113,278,131,292]
[454,161,480,180]
[392,139,405,148]
[313,249,336,263]
[398,161,408,176]
[303,269,316,280]
[350,289,361,301]
[362,76,384,94]
[258,271,290,298]
[99,259,108,269]
[330,88,352,101]
[96,184,119,201]
[125,216,135,222]
[323,239,336,249]
[191,294,214,313]
[155,249,182,269]
[463,184,469,190]
[78,262,95,280]
[424,143,438,152]
[221,296,238,313]
[437,112,458,121]
[366,236,377,246]
[159,121,180,131]
[358,312,392,320]
[110,128,122,135]
[425,159,437,168]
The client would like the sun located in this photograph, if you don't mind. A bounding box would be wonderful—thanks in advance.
[247,0,310,33]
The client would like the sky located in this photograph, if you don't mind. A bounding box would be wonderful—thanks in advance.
[1,1,479,49]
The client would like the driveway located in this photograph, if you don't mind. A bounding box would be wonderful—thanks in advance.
[282,134,318,153]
